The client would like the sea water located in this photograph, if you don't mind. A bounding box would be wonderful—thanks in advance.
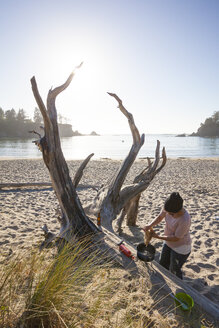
[0,134,218,160]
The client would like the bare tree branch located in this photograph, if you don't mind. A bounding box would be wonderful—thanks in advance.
[49,62,83,99]
[31,72,99,241]
[107,93,145,200]
[154,147,167,175]
[73,153,94,188]
[29,130,42,138]
[133,157,152,183]
[30,77,51,130]
[118,145,167,210]
[107,93,141,143]
[47,63,83,123]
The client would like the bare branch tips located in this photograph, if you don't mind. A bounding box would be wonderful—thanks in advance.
[108,92,141,144]
[30,76,50,128]
[49,62,83,98]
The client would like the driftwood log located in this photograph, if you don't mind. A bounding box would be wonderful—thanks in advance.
[84,95,166,234]
[0,182,52,189]
[30,66,166,245]
[0,182,98,191]
[30,66,98,241]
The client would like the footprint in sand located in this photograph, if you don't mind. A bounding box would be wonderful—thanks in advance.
[21,228,34,233]
[194,240,201,246]
[194,224,203,230]
[185,263,200,273]
[208,274,216,281]
[8,233,16,239]
[154,241,163,249]
[204,249,214,259]
[20,221,27,225]
[197,262,216,270]
[1,226,8,231]
[205,238,213,247]
[0,240,10,246]
[8,225,19,231]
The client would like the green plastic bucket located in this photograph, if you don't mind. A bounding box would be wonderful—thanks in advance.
[174,292,194,311]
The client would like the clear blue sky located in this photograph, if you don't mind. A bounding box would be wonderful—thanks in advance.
[0,0,218,134]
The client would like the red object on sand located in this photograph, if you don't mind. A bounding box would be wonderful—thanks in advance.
[119,243,133,258]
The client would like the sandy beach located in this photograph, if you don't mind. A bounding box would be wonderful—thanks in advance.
[0,158,218,307]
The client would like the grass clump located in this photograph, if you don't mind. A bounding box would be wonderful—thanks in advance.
[0,239,104,328]
[0,240,216,328]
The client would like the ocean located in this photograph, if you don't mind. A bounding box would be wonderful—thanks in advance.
[0,134,218,160]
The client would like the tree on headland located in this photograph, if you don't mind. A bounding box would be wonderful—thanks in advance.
[0,106,82,138]
[0,107,5,136]
[17,108,26,121]
[33,107,43,125]
[5,108,16,121]
[3,109,17,136]
[191,111,219,137]
[0,108,33,137]
[0,107,4,120]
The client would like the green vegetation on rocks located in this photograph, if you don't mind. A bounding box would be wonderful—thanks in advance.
[0,107,80,138]
[191,111,219,137]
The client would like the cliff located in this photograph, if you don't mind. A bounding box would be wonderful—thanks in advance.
[190,111,219,137]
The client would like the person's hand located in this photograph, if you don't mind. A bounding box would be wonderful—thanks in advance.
[150,230,159,239]
[142,225,152,232]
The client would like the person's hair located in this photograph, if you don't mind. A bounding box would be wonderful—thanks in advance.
[164,192,183,213]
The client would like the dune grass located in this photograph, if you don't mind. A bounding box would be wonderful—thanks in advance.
[0,240,216,328]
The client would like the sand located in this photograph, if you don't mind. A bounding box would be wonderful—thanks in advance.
[0,158,218,307]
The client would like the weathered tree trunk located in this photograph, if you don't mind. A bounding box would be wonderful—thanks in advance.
[116,195,141,234]
[30,65,98,243]
[116,148,166,232]
[125,194,141,225]
[84,94,167,233]
[30,67,166,246]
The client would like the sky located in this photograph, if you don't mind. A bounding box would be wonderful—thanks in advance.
[0,0,218,135]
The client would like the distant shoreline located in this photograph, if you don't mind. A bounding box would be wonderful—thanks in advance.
[0,156,218,161]
[0,134,218,159]
[0,132,100,140]
[1,133,219,140]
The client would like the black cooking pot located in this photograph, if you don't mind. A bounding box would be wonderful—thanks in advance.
[137,243,156,262]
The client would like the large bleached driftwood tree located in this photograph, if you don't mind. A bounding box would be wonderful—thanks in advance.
[30,65,166,248]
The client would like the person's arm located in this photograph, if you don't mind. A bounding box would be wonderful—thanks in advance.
[151,215,190,243]
[143,210,166,231]
[150,231,181,242]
